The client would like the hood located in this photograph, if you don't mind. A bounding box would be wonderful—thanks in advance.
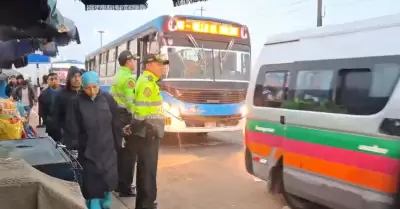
[66,66,82,90]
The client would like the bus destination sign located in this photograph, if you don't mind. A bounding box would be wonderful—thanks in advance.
[167,18,247,38]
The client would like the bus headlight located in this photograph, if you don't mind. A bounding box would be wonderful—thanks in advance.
[163,102,180,117]
[240,105,247,117]
[162,102,170,110]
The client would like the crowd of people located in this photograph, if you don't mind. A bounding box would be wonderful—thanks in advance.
[4,50,168,209]
[5,74,38,120]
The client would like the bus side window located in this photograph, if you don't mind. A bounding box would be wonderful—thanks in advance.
[253,70,288,108]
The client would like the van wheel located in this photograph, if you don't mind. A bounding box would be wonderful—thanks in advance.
[283,189,316,209]
[273,158,316,209]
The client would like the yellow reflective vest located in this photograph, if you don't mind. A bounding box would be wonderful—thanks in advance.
[110,66,136,114]
[134,70,165,137]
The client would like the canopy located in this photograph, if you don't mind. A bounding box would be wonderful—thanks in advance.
[0,0,51,28]
[80,0,208,10]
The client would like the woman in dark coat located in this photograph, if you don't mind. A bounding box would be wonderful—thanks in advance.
[65,71,122,209]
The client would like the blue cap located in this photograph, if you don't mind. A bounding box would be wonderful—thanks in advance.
[81,71,99,87]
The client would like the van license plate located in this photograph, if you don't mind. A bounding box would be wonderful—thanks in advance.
[205,122,216,128]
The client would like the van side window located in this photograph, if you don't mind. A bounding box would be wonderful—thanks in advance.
[253,71,288,108]
[294,70,333,102]
[337,64,400,115]
[283,70,341,112]
[283,63,400,115]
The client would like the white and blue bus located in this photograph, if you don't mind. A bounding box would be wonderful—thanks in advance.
[85,15,251,134]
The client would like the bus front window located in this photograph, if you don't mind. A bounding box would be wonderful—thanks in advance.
[166,46,250,81]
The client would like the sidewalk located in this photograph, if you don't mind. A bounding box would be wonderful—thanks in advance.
[31,112,131,209]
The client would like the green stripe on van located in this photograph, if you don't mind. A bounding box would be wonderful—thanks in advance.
[247,120,400,159]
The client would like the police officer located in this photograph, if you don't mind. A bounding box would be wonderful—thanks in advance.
[124,54,168,209]
[111,50,139,197]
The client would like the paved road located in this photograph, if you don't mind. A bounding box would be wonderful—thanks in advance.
[113,132,287,209]
[30,108,286,209]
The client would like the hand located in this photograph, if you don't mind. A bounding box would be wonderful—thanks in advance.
[123,125,132,135]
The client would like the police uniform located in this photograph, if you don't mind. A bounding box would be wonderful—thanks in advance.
[131,54,168,209]
[111,50,139,196]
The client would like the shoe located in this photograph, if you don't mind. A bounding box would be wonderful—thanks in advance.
[118,187,136,197]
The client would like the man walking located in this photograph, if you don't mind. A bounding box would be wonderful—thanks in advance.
[52,66,82,146]
[12,79,37,119]
[111,50,139,197]
[38,73,60,140]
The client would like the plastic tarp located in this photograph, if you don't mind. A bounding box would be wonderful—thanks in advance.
[0,40,57,69]
[0,158,86,209]
[0,0,51,28]
[0,40,37,63]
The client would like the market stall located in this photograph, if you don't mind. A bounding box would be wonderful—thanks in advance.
[0,98,38,140]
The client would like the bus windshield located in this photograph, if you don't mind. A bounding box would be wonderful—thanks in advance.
[166,46,250,81]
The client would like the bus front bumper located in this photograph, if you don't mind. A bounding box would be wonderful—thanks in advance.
[164,115,245,133]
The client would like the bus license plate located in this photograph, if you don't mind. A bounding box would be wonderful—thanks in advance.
[205,122,216,128]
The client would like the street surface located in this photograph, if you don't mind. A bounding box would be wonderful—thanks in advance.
[30,108,287,209]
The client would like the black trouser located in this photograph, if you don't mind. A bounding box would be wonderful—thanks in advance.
[117,108,136,193]
[129,134,160,209]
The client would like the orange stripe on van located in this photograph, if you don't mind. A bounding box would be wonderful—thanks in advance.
[247,142,273,157]
[283,151,397,193]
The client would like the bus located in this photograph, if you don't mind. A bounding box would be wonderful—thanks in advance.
[245,14,400,209]
[49,60,85,85]
[86,15,251,134]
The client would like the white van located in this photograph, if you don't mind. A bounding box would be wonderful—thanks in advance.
[244,14,400,209]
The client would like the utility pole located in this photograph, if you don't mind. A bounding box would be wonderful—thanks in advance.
[194,6,206,16]
[98,30,105,47]
[317,0,323,27]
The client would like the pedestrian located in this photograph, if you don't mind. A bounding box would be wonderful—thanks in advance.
[111,50,140,197]
[16,74,24,86]
[12,79,37,120]
[37,74,49,128]
[52,66,82,145]
[38,73,60,139]
[40,74,48,91]
[5,75,17,97]
[65,71,122,209]
[124,53,169,209]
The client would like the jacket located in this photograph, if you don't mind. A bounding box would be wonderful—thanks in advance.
[38,87,59,132]
[64,91,121,199]
[12,85,37,107]
[5,82,16,97]
[51,66,82,144]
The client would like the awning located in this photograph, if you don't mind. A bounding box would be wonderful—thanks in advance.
[0,11,81,45]
[79,0,208,10]
[0,0,52,28]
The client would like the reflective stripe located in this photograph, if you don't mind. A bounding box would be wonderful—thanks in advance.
[111,92,125,97]
[135,114,164,120]
[135,101,162,106]
[112,93,135,104]
[117,103,127,108]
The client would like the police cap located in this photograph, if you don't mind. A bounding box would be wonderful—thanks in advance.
[143,53,169,65]
[118,50,140,66]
